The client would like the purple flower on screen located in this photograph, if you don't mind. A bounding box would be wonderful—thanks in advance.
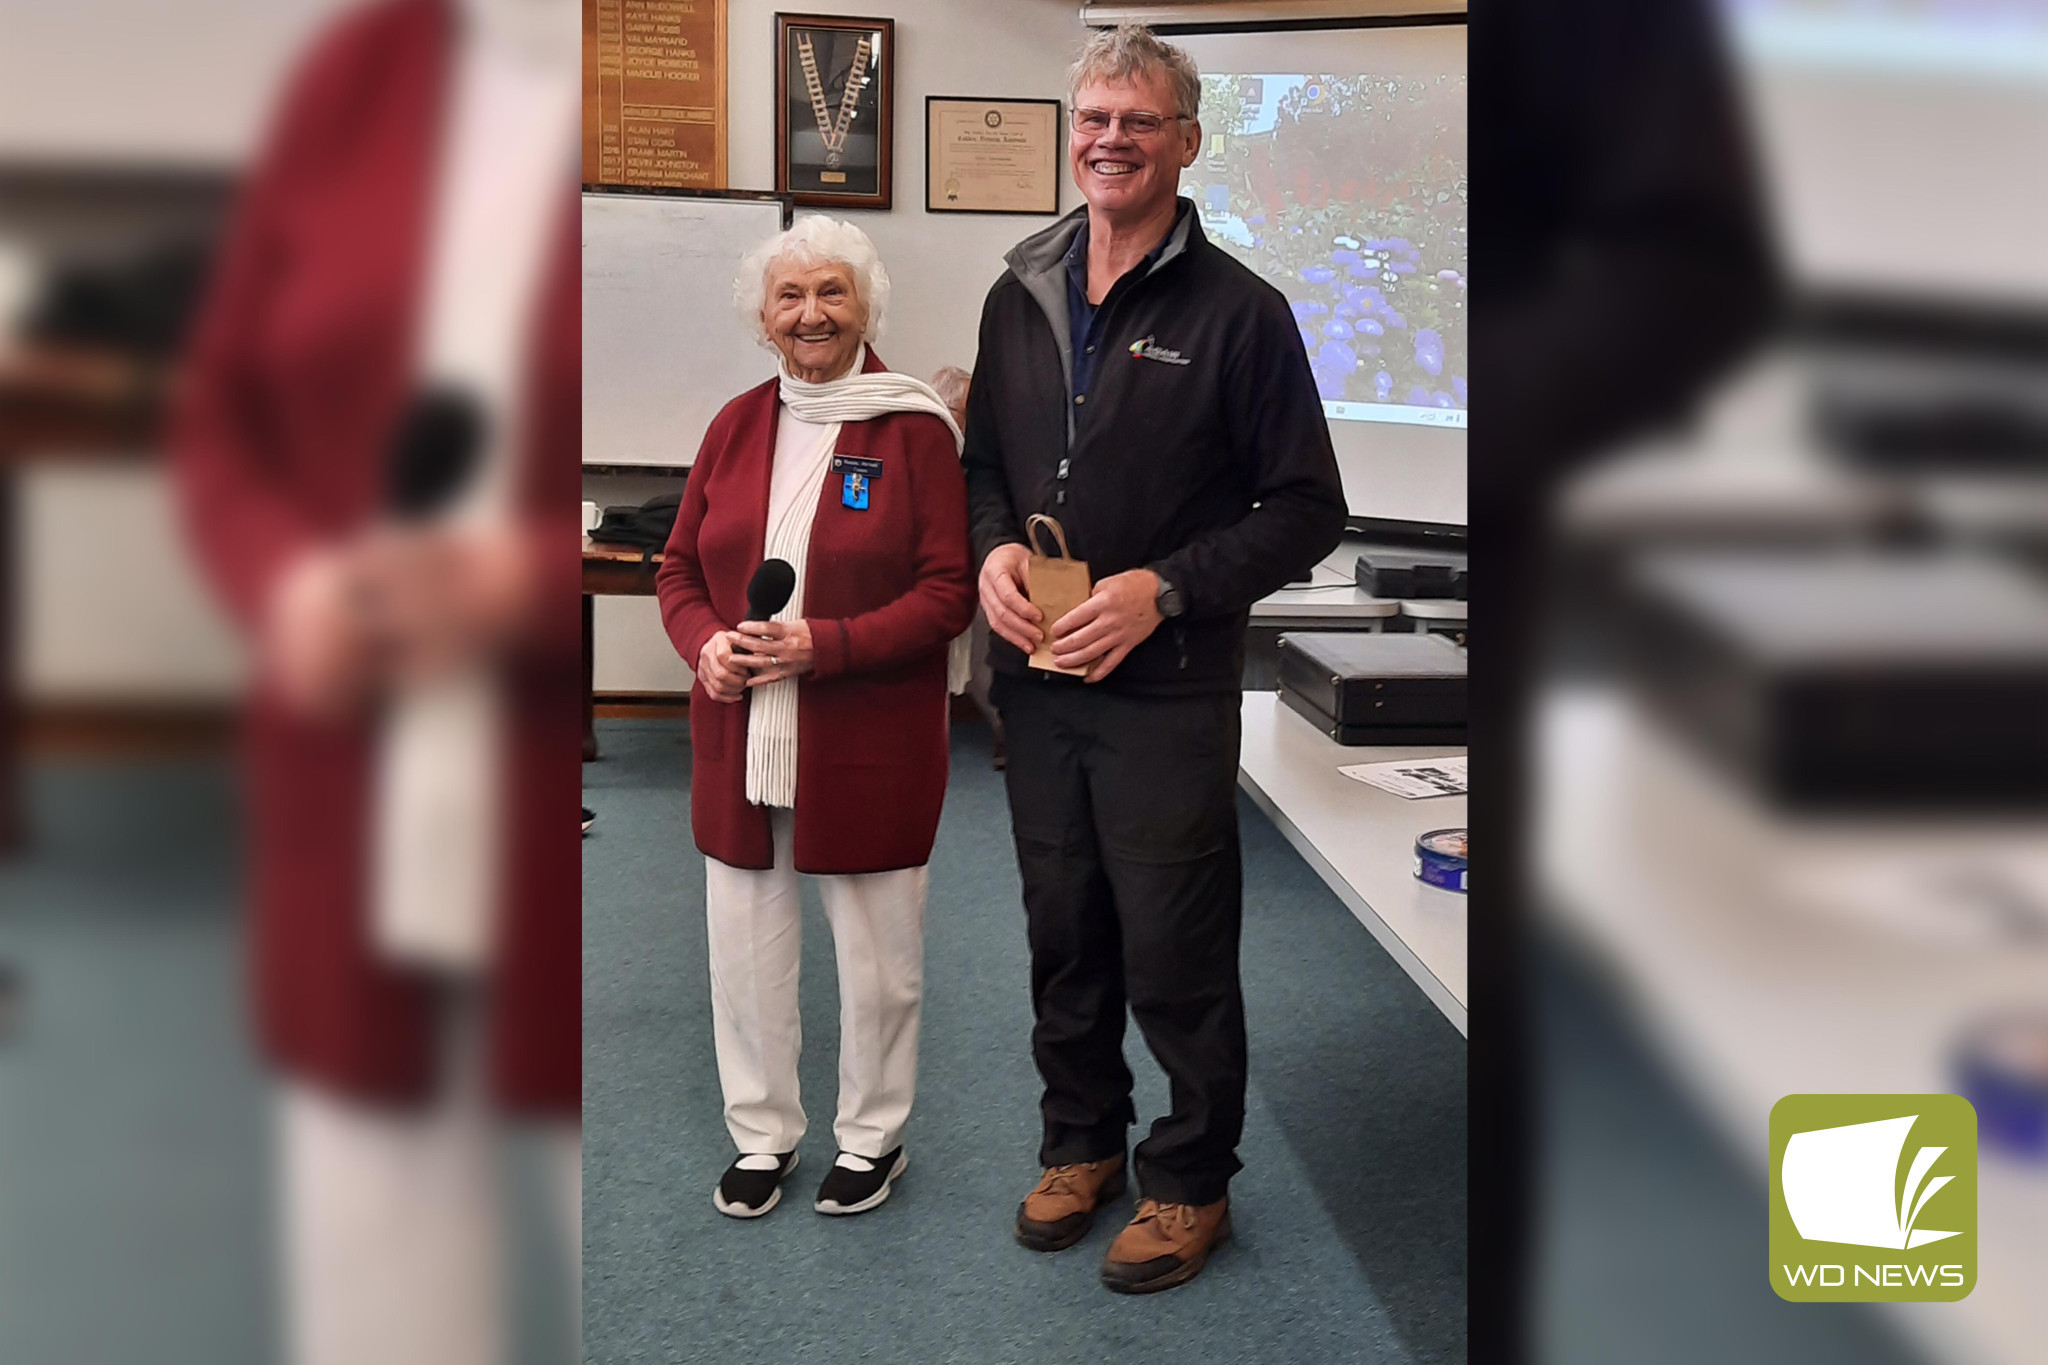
[1299,327,1319,352]
[1409,385,1431,405]
[1303,266,1336,284]
[1324,319,1354,340]
[1332,249,1359,264]
[1249,214,1267,226]
[1389,261,1415,275]
[1358,318,1384,337]
[1432,391,1455,408]
[1290,300,1320,322]
[1437,269,1461,283]
[1414,328,1443,376]
[1317,340,1357,372]
[1347,263,1377,280]
[1383,310,1406,329]
[1360,342,1381,357]
[1375,370,1393,400]
[1451,375,1467,404]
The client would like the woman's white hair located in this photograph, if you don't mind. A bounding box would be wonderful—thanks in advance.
[734,215,891,349]
[1068,23,1201,120]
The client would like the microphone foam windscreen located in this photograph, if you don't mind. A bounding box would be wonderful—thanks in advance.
[746,558,797,622]
[386,386,484,519]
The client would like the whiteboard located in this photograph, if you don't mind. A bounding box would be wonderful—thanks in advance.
[582,190,790,469]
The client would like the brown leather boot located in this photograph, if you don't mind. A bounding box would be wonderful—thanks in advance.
[1014,1154,1127,1252]
[1100,1197,1231,1293]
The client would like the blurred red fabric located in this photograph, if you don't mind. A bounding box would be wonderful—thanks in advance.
[172,0,580,1115]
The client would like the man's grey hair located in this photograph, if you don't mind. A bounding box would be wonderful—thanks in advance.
[733,214,890,349]
[929,365,971,416]
[1069,23,1201,120]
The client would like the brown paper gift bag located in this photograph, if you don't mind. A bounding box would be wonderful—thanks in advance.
[1024,513,1091,676]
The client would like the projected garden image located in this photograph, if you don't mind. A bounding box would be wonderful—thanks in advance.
[1184,70,1467,426]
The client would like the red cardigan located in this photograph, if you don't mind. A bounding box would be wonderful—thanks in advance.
[657,350,975,874]
[171,0,581,1114]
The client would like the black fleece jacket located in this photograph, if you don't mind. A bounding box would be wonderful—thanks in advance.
[965,200,1348,695]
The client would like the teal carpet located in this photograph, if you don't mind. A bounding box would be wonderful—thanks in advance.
[0,758,271,1365]
[583,718,1468,1364]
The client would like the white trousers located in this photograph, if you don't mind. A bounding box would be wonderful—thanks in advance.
[277,999,580,1365]
[705,807,927,1157]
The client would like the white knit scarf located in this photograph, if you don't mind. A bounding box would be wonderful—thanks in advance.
[370,7,576,972]
[744,347,970,807]
[777,346,962,447]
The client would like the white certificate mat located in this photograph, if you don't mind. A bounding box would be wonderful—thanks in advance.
[1340,755,1468,799]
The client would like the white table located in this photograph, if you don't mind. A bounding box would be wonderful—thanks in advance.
[1539,686,2048,1365]
[1250,583,1401,630]
[1398,597,1467,631]
[1250,535,1466,632]
[1237,691,1468,1034]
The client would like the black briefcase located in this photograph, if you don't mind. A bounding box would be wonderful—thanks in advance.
[1355,553,1467,600]
[1276,632,1466,745]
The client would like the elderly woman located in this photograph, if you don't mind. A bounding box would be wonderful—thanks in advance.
[656,217,974,1219]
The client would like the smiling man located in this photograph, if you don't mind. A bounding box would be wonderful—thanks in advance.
[963,25,1346,1294]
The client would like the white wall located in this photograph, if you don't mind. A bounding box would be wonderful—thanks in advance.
[4,0,355,704]
[591,0,1088,692]
[18,466,247,703]
[0,0,354,167]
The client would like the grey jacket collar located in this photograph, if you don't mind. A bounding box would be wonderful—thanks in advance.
[1004,199,1200,444]
[1005,197,1200,291]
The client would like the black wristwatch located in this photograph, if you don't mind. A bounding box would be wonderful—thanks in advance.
[1154,573,1185,619]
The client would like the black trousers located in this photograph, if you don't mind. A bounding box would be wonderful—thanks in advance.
[992,672,1247,1206]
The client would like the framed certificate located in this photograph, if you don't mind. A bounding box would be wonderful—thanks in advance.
[925,97,1063,216]
[774,13,893,210]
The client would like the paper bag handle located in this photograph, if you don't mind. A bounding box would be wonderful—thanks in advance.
[1025,513,1073,561]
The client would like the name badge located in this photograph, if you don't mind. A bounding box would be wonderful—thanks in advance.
[833,455,883,511]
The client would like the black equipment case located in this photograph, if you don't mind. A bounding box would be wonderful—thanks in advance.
[1276,632,1467,745]
[1354,554,1467,600]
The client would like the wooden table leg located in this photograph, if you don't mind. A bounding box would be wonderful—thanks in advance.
[582,592,598,762]
[0,467,22,853]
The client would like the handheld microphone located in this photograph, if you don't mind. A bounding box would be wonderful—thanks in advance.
[745,558,797,624]
[385,386,484,520]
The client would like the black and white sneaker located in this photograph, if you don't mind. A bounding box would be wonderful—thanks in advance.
[581,807,596,834]
[713,1151,798,1218]
[814,1147,906,1215]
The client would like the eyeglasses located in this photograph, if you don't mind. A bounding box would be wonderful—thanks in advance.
[1070,107,1187,140]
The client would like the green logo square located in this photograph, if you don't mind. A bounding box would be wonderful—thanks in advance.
[1769,1094,1976,1302]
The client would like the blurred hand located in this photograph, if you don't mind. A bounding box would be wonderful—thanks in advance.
[979,542,1042,654]
[696,631,748,703]
[357,525,538,685]
[264,545,380,719]
[733,619,815,686]
[1052,569,1162,683]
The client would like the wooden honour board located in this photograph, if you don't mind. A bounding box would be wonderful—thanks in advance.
[583,0,727,188]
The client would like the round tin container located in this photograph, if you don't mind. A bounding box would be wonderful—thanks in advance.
[1414,827,1467,894]
[1956,1015,2048,1161]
